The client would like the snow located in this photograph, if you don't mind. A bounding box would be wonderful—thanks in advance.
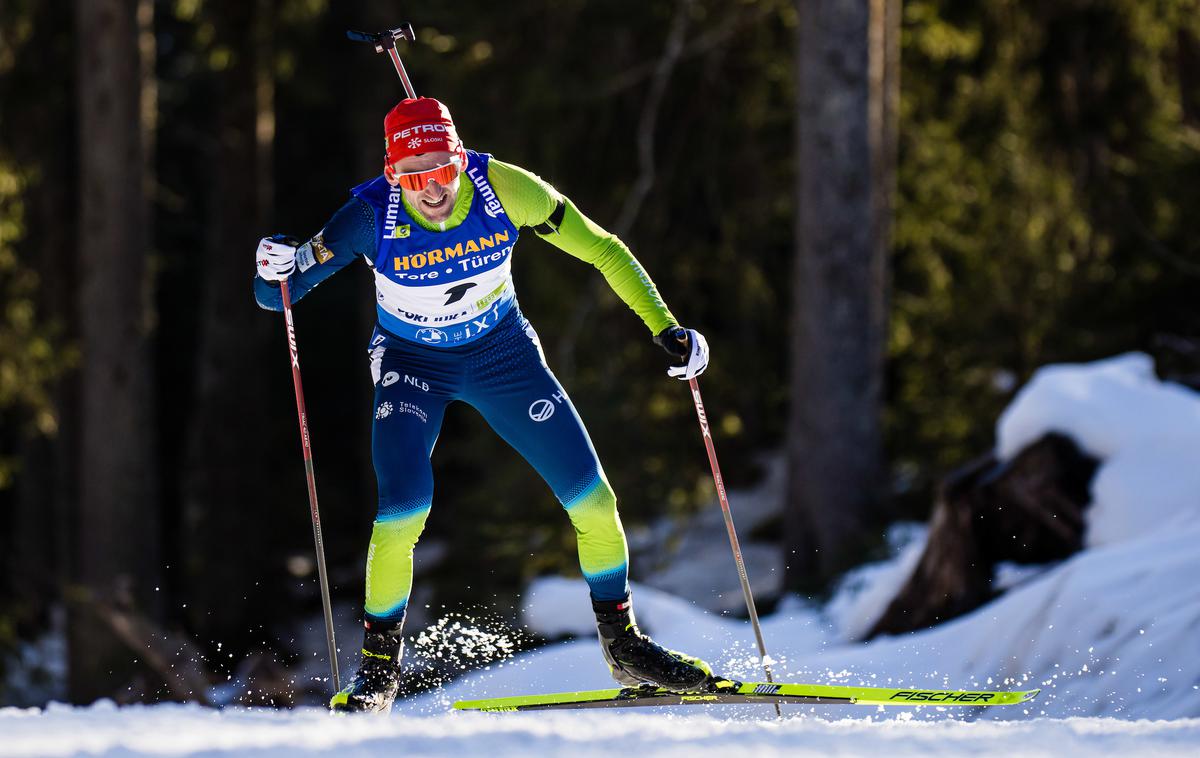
[2,704,1198,758]
[637,454,787,613]
[4,354,1199,755]
[823,522,928,641]
[996,352,1200,547]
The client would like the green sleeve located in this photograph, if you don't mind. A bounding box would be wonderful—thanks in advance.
[488,158,678,335]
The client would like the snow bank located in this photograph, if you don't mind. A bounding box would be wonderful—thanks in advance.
[996,352,1200,546]
[823,523,928,641]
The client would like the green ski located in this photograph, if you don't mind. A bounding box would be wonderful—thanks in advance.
[453,680,1041,712]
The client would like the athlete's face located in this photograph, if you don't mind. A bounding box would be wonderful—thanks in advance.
[393,151,461,224]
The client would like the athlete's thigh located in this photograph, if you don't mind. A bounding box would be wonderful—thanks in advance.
[369,342,454,516]
[466,323,603,500]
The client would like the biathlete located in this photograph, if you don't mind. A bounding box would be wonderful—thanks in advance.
[254,97,712,713]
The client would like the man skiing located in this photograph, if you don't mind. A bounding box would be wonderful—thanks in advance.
[254,97,712,713]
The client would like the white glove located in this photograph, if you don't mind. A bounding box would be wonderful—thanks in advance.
[656,327,709,381]
[256,235,297,282]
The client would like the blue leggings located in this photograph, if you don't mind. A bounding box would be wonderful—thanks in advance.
[362,307,630,624]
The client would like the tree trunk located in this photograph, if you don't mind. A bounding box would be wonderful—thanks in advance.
[786,0,890,584]
[71,0,159,702]
[6,0,78,632]
[180,0,280,644]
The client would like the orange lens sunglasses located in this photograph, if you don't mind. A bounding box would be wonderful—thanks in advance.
[392,159,461,192]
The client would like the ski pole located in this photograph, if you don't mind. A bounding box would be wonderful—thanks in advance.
[347,25,419,98]
[280,280,341,692]
[686,375,780,716]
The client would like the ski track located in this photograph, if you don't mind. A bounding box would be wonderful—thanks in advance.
[1,704,1198,758]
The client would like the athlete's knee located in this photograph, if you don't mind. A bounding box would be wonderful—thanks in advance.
[370,505,431,552]
[365,507,432,593]
[563,473,622,538]
[374,491,436,527]
[363,507,430,622]
[375,465,435,519]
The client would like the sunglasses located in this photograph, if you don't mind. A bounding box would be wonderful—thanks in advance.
[390,157,462,192]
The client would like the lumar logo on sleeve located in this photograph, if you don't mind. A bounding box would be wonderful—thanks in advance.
[466,165,505,218]
[383,187,404,238]
[888,691,995,703]
[393,230,511,271]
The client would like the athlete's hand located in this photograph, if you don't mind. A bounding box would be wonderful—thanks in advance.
[256,234,300,282]
[653,326,710,381]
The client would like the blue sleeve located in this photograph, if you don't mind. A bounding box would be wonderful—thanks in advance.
[254,197,377,311]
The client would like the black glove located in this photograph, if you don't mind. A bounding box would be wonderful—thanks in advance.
[653,326,710,380]
[653,325,690,360]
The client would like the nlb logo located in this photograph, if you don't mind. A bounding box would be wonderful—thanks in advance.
[380,371,429,392]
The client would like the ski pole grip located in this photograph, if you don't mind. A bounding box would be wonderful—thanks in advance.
[346,24,415,51]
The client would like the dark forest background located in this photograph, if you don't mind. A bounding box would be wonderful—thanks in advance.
[1,0,1197,705]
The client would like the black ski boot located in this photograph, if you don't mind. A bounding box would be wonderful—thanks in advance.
[593,596,712,692]
[330,620,403,713]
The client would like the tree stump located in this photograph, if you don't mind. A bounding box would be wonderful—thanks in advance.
[867,432,1098,638]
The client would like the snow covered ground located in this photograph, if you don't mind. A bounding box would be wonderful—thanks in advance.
[3,703,1199,758]
[4,353,1199,756]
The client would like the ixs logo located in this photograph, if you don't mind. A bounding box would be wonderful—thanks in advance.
[466,166,505,218]
[888,691,995,703]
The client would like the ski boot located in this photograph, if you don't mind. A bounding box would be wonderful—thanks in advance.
[593,595,712,692]
[330,620,404,713]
